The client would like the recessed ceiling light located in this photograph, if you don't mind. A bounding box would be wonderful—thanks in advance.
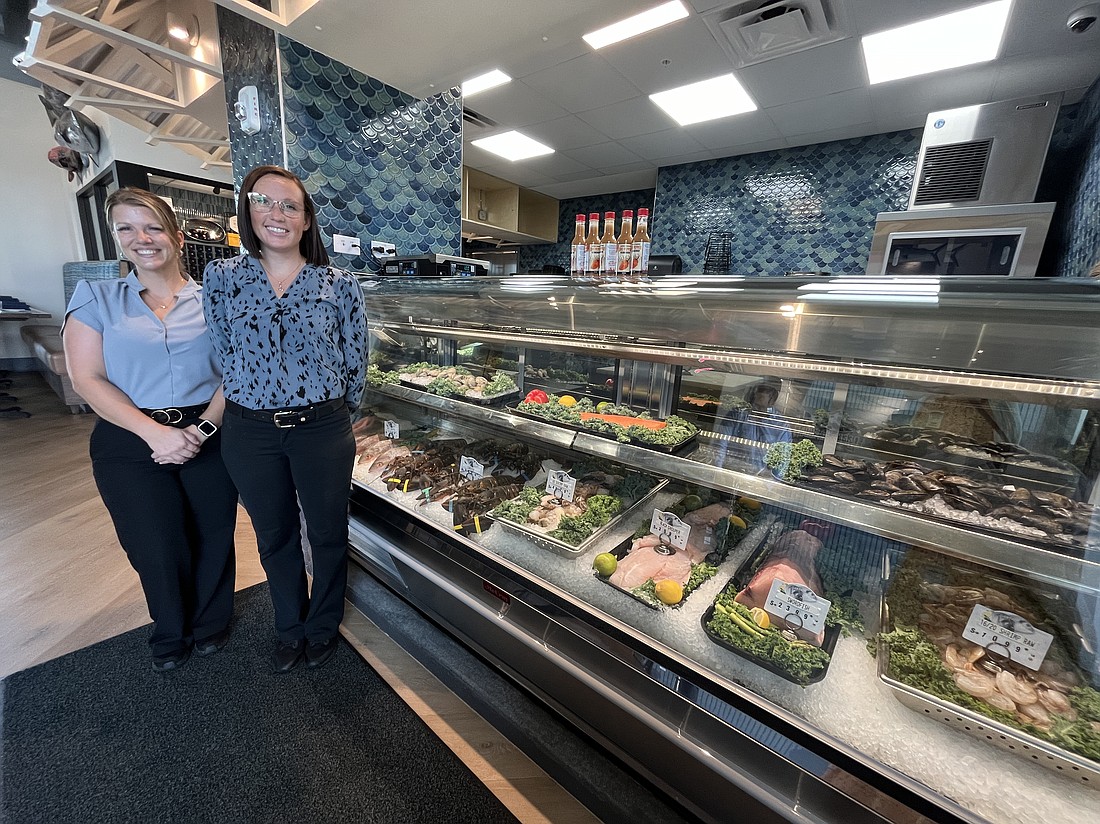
[862,0,1011,84]
[650,73,757,126]
[583,1,689,50]
[462,69,512,97]
[471,131,554,161]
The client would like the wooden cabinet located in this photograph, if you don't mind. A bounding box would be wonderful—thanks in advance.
[462,167,558,244]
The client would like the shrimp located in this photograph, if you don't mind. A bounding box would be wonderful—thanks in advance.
[985,691,1017,713]
[1036,685,1077,719]
[1017,700,1052,730]
[996,670,1038,706]
[954,669,996,699]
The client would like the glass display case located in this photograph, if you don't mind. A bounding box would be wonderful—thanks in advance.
[347,274,1100,824]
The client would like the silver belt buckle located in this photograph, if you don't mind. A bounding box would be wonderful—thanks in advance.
[273,410,301,428]
[151,408,184,424]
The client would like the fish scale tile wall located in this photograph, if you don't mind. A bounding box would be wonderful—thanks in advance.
[652,130,921,275]
[279,40,462,271]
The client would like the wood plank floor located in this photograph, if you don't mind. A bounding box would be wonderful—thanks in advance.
[0,372,598,823]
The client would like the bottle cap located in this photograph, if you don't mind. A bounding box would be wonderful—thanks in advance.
[576,213,585,220]
[604,211,615,218]
[622,210,633,218]
[589,212,599,220]
[638,208,649,216]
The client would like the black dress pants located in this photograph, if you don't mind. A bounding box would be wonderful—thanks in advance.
[220,407,354,643]
[90,419,238,658]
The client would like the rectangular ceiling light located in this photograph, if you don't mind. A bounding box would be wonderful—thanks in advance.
[862,0,1011,84]
[462,69,512,96]
[650,73,757,126]
[583,1,689,49]
[471,130,555,161]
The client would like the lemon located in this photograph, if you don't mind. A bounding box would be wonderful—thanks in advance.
[738,496,761,511]
[750,607,770,629]
[728,515,747,529]
[595,401,611,412]
[593,553,617,577]
[654,579,684,605]
[558,395,577,407]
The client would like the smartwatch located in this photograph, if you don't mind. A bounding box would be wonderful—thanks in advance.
[196,418,219,438]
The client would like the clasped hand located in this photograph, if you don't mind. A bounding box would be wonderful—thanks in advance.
[148,424,204,465]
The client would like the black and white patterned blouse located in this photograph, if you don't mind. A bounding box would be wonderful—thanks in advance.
[202,254,367,410]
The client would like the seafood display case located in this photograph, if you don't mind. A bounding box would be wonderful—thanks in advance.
[347,274,1100,824]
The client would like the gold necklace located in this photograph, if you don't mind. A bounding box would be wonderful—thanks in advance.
[266,262,304,291]
[143,279,185,309]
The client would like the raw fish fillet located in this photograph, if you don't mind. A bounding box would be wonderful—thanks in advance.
[734,529,825,645]
[609,537,692,590]
[684,503,730,526]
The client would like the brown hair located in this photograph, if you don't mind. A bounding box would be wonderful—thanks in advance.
[104,187,187,275]
[237,165,329,267]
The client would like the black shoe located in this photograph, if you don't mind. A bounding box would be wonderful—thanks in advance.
[194,628,230,656]
[151,647,191,672]
[271,639,304,674]
[305,637,339,670]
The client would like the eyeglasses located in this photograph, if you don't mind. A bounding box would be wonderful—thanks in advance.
[246,191,305,216]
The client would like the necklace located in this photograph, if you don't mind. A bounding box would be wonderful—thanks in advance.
[265,261,305,292]
[142,278,186,310]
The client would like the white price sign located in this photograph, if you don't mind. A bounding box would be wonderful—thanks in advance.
[961,605,1054,671]
[546,470,577,502]
[764,579,830,638]
[459,456,485,481]
[383,420,400,439]
[649,509,690,551]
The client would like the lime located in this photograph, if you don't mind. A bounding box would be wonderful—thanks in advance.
[680,494,703,511]
[593,553,617,577]
[595,401,611,412]
[558,395,577,407]
[654,579,683,605]
[750,607,770,629]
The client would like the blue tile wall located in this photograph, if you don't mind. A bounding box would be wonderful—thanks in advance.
[1041,79,1100,278]
[215,7,283,186]
[516,189,656,272]
[279,39,462,272]
[652,131,920,274]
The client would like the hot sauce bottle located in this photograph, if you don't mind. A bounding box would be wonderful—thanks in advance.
[600,211,617,278]
[616,210,634,281]
[631,207,651,277]
[570,213,587,277]
[585,212,602,279]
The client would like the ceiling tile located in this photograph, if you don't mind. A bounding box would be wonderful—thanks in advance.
[737,39,867,108]
[765,88,873,136]
[620,129,706,161]
[687,111,783,150]
[522,153,596,177]
[576,96,677,140]
[522,52,641,113]
[567,141,644,168]
[462,80,569,128]
[990,50,1100,102]
[867,65,998,127]
[595,17,735,94]
[523,115,611,150]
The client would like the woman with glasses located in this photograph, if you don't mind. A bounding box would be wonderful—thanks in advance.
[63,188,238,672]
[202,165,367,674]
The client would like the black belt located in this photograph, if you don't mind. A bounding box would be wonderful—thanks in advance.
[140,403,209,425]
[225,398,345,428]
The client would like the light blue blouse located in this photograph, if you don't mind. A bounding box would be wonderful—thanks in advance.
[202,254,367,409]
[63,273,222,408]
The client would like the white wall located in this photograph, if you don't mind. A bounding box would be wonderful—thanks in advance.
[0,77,233,360]
[0,77,82,358]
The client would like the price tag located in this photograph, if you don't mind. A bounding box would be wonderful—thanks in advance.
[383,420,400,439]
[459,456,485,481]
[650,509,690,551]
[961,605,1054,671]
[764,579,830,638]
[546,470,577,502]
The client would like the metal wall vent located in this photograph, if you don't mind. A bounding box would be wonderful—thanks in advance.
[706,0,847,67]
[906,139,994,206]
[462,108,497,131]
[912,139,992,206]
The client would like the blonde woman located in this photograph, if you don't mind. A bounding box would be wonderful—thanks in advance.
[63,188,238,672]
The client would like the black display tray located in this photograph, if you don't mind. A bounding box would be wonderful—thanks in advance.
[598,530,716,611]
[508,405,698,455]
[700,536,840,685]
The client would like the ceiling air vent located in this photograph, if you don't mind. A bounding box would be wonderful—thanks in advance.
[462,108,498,131]
[706,0,847,67]
[911,140,992,206]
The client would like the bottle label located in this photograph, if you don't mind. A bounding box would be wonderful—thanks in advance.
[573,245,587,276]
[603,242,618,274]
[588,244,602,272]
[640,241,651,274]
[617,242,632,273]
[631,241,644,274]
